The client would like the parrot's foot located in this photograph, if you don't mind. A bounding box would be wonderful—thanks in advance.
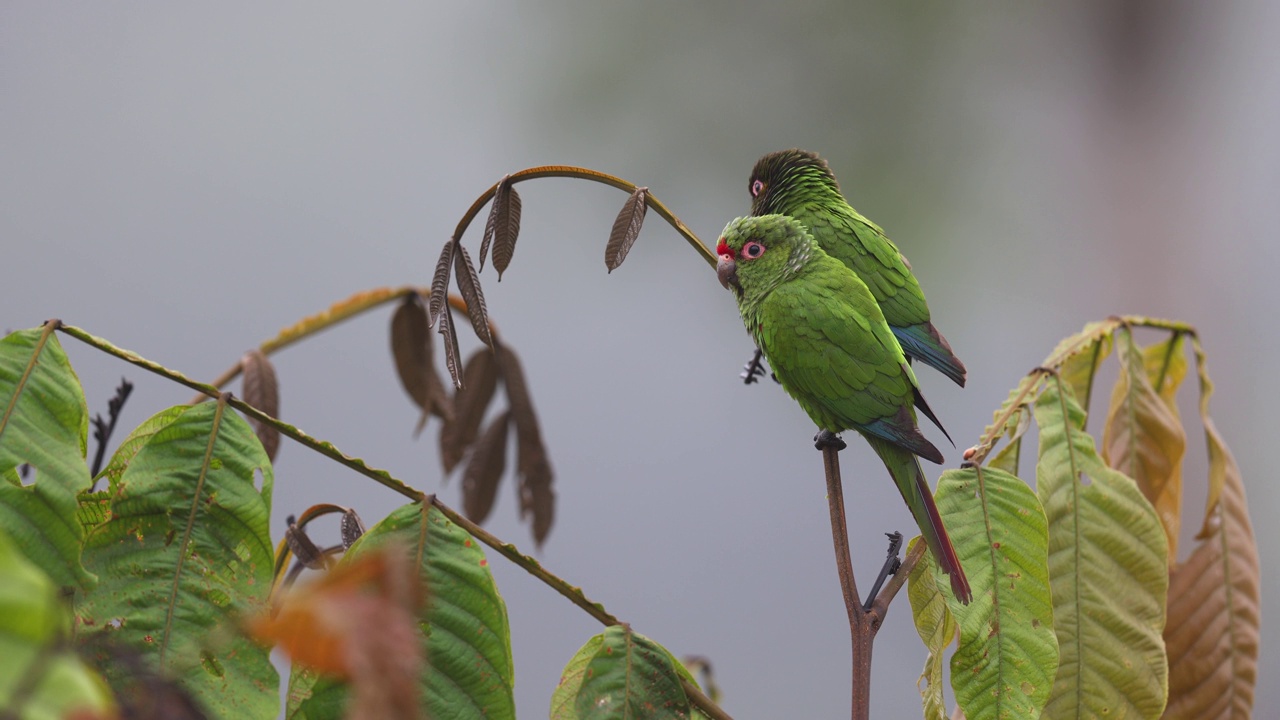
[813,430,847,451]
[741,349,768,385]
[862,532,904,611]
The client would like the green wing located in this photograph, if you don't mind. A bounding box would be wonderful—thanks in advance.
[754,256,939,461]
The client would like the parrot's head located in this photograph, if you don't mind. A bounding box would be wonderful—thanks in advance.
[748,149,841,215]
[716,214,816,302]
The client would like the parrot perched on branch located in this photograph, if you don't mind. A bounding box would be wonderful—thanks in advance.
[748,149,966,387]
[717,214,971,604]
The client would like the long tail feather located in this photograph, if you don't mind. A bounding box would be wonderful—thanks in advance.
[893,322,966,388]
[864,435,972,604]
[912,386,954,448]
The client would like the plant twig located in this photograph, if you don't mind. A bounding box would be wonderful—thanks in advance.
[451,165,716,268]
[862,532,902,612]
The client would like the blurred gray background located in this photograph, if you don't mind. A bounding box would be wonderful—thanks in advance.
[3,2,1275,718]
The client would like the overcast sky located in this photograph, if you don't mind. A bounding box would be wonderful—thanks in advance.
[3,3,1277,717]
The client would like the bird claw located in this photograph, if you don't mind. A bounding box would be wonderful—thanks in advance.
[813,430,846,451]
[741,349,768,385]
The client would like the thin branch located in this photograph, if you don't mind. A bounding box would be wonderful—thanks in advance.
[451,165,716,268]
[821,440,862,623]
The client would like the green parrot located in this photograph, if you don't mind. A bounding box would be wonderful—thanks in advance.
[717,214,971,603]
[748,149,966,387]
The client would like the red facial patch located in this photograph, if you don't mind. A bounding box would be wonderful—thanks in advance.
[716,238,731,257]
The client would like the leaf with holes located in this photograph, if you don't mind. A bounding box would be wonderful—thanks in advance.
[605,186,648,272]
[1101,329,1187,561]
[74,400,278,718]
[453,245,493,348]
[0,526,115,718]
[0,326,95,591]
[906,537,956,720]
[439,349,500,476]
[1035,378,1168,720]
[1161,337,1259,719]
[935,465,1057,720]
[287,502,514,720]
[550,625,700,720]
[242,349,281,462]
[462,410,510,525]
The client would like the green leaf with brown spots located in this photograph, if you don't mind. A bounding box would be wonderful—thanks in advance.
[550,625,703,720]
[75,399,277,719]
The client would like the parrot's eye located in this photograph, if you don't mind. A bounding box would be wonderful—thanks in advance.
[750,179,766,197]
[743,241,765,259]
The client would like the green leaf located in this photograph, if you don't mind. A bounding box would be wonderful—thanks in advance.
[906,537,956,720]
[935,466,1057,720]
[1056,330,1113,419]
[0,326,95,591]
[551,625,693,720]
[288,502,515,720]
[0,527,114,718]
[76,400,278,719]
[1101,329,1187,562]
[1035,376,1168,719]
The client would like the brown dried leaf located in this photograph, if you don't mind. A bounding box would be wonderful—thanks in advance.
[487,178,522,280]
[285,519,325,571]
[438,349,500,476]
[341,507,367,549]
[242,349,281,462]
[496,342,556,545]
[1101,329,1187,562]
[437,308,463,390]
[519,452,555,549]
[462,410,510,525]
[427,240,455,329]
[1162,418,1259,716]
[390,294,431,408]
[605,186,648,272]
[452,244,493,348]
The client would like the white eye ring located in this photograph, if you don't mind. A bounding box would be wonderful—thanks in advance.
[743,241,765,258]
[751,179,765,197]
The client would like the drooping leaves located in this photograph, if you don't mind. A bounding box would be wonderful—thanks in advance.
[251,546,425,720]
[934,465,1057,720]
[1056,328,1114,420]
[287,502,514,720]
[462,410,510,525]
[242,348,281,462]
[452,244,493,348]
[76,399,278,719]
[0,326,96,591]
[0,526,115,719]
[390,293,452,435]
[550,625,696,720]
[605,186,648,273]
[439,349,500,476]
[481,176,523,280]
[1101,329,1187,562]
[1034,377,1168,720]
[496,343,556,547]
[906,538,956,720]
[428,241,456,331]
[437,308,463,390]
[1161,338,1259,719]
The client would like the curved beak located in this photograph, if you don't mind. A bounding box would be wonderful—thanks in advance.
[717,254,739,292]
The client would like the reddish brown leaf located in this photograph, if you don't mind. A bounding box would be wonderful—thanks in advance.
[452,244,493,348]
[481,176,522,280]
[427,240,455,329]
[438,349,501,476]
[242,349,280,462]
[605,186,648,273]
[391,294,452,435]
[340,507,366,549]
[462,410,511,525]
[495,343,556,545]
[437,308,462,390]
[285,518,325,571]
